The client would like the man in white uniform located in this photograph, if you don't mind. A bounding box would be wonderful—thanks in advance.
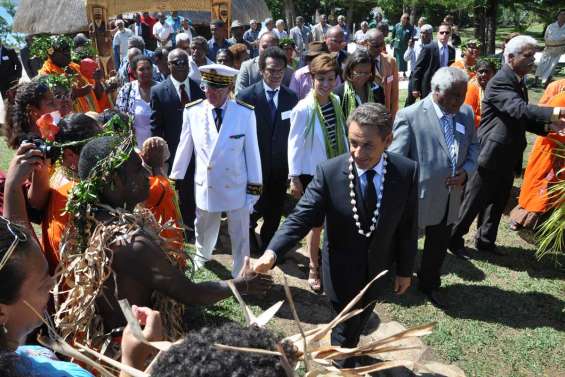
[170,64,263,277]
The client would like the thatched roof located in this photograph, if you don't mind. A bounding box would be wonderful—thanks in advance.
[13,0,272,35]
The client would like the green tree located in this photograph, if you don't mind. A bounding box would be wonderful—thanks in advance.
[0,0,23,47]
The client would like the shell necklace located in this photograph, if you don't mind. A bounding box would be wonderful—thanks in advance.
[348,153,388,238]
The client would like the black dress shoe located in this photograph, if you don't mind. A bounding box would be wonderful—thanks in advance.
[421,288,448,309]
[477,244,507,256]
[449,246,472,260]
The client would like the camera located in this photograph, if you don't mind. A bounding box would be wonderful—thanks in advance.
[22,138,61,161]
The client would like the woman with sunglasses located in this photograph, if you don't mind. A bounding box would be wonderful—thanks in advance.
[334,49,385,120]
[116,54,156,148]
[288,53,348,293]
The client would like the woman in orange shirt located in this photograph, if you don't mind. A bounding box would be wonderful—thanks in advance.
[464,58,497,128]
[510,91,565,230]
[450,39,481,79]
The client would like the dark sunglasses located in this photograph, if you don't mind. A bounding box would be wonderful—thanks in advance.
[439,31,451,35]
[169,59,189,66]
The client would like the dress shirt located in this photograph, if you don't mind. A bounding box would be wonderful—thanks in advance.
[153,22,173,41]
[212,99,229,125]
[170,75,192,102]
[207,38,233,61]
[403,40,423,70]
[263,81,280,108]
[355,154,385,202]
[437,40,448,67]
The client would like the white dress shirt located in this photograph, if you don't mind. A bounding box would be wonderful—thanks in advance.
[170,75,192,102]
[355,154,385,202]
[263,81,280,108]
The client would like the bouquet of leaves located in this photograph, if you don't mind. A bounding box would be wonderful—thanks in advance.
[30,34,74,60]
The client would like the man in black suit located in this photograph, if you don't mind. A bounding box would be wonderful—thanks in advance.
[410,23,455,101]
[150,48,205,238]
[449,36,565,258]
[237,47,299,251]
[254,103,418,364]
[0,41,22,100]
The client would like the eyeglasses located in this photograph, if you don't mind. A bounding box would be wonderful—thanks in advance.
[351,71,371,78]
[439,31,451,35]
[0,217,28,272]
[168,59,189,66]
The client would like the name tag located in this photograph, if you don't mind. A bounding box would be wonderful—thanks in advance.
[455,122,465,134]
[386,75,394,84]
[281,110,292,120]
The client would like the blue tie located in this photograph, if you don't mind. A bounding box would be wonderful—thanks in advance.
[440,45,447,67]
[441,115,457,171]
[267,89,278,122]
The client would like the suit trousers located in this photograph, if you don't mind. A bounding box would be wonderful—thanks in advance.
[176,166,196,239]
[194,206,250,278]
[251,172,288,247]
[330,300,378,368]
[450,166,514,250]
[405,76,416,107]
[419,197,452,291]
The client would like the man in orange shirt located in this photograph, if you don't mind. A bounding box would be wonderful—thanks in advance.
[464,58,497,127]
[450,39,481,79]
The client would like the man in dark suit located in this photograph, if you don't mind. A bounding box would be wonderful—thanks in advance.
[254,103,418,364]
[0,41,22,100]
[449,36,565,257]
[237,47,299,251]
[410,23,455,101]
[150,48,205,238]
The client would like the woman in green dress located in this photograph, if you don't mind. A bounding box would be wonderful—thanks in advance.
[391,13,415,78]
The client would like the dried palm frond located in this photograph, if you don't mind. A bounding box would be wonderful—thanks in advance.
[216,270,436,376]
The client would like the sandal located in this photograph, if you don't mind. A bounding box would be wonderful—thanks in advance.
[308,264,322,294]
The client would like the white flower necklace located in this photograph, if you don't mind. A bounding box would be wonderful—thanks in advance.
[348,153,388,238]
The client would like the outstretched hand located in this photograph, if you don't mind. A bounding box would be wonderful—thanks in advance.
[121,306,163,370]
[234,256,273,296]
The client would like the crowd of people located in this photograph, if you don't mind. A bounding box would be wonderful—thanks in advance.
[0,8,564,376]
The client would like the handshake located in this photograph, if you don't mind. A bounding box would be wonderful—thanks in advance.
[233,251,277,296]
[550,107,565,135]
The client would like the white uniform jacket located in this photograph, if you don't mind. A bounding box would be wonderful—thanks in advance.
[288,95,349,177]
[170,99,263,212]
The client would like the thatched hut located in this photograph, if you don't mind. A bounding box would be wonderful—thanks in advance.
[13,0,271,35]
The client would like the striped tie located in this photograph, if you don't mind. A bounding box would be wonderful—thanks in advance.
[441,115,457,171]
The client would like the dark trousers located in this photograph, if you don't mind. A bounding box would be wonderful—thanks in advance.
[419,198,452,291]
[405,76,416,107]
[330,299,378,368]
[450,167,514,250]
[251,171,288,247]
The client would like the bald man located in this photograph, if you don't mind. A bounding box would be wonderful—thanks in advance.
[325,26,349,78]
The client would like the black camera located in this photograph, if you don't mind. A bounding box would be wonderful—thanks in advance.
[22,138,61,161]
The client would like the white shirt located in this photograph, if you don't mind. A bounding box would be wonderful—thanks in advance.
[437,40,449,67]
[403,39,424,70]
[153,21,173,41]
[263,81,280,108]
[170,75,192,102]
[113,28,133,59]
[273,29,288,39]
[212,99,229,125]
[355,30,368,43]
[355,154,385,201]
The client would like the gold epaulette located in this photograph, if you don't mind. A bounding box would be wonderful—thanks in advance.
[236,99,255,110]
[246,183,262,196]
[185,98,203,108]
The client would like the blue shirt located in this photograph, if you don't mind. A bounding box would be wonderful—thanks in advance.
[16,345,94,377]
[207,38,233,61]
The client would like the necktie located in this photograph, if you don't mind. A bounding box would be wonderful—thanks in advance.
[179,83,189,106]
[363,170,377,215]
[441,115,457,170]
[266,89,278,122]
[441,45,447,67]
[213,108,223,131]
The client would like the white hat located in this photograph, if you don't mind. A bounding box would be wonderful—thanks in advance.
[199,64,239,87]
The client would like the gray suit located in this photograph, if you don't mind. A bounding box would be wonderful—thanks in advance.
[235,57,293,94]
[389,95,479,292]
[389,95,479,228]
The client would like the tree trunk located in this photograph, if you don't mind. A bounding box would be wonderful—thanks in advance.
[284,0,296,28]
[485,0,497,54]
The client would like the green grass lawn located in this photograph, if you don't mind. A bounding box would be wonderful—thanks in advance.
[1,71,564,376]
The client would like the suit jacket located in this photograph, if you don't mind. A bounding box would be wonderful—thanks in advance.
[150,77,205,162]
[0,47,22,88]
[374,52,399,120]
[170,99,262,212]
[411,42,455,98]
[476,64,553,173]
[236,82,298,180]
[268,153,419,305]
[334,82,386,118]
[235,57,293,94]
[389,95,480,227]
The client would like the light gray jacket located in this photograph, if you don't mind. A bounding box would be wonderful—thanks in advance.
[389,95,479,228]
[235,56,293,94]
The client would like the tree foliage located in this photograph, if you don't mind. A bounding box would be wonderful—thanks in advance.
[0,0,23,47]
